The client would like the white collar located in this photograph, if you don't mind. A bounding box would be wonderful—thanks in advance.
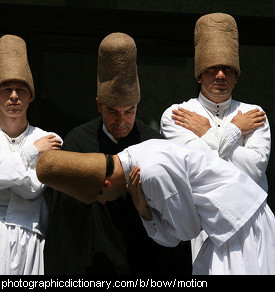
[199,92,231,115]
[1,123,30,145]
[102,124,118,144]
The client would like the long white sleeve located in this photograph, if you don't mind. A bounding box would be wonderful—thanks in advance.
[0,128,63,199]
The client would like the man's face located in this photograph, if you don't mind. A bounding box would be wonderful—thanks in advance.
[96,98,137,141]
[197,65,237,103]
[0,80,32,118]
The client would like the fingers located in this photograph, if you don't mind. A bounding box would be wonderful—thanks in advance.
[129,166,140,188]
[51,145,62,150]
[246,109,266,123]
[246,108,261,114]
[256,116,266,123]
[172,108,191,126]
[46,135,62,148]
[47,135,61,142]
[127,166,141,196]
[177,107,192,114]
[172,107,191,119]
[34,135,62,152]
[232,108,267,134]
[45,134,57,139]
[245,108,266,117]
[47,140,62,150]
[46,134,62,142]
[51,139,62,146]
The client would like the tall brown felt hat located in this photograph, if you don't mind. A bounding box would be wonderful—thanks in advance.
[194,13,241,78]
[0,34,35,98]
[97,32,140,107]
[36,150,106,204]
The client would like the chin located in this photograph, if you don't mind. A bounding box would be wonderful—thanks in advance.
[115,132,131,140]
[213,89,228,96]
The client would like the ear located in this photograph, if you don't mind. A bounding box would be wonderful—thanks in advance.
[96,98,101,113]
[196,76,201,84]
[104,178,111,188]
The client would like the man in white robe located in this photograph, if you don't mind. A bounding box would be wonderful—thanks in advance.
[0,35,62,275]
[36,139,275,275]
[160,13,271,261]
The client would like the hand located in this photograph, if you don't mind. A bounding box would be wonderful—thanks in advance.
[172,107,211,137]
[33,134,62,153]
[126,166,152,221]
[231,109,266,135]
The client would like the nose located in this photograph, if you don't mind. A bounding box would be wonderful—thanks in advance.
[10,89,18,99]
[115,114,125,125]
[216,69,226,79]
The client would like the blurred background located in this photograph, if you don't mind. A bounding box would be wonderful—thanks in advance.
[0,0,274,211]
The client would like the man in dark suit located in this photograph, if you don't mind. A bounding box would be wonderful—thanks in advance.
[44,32,191,275]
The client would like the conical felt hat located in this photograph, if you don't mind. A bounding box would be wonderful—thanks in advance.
[0,34,35,98]
[36,150,106,204]
[97,32,140,107]
[194,13,240,78]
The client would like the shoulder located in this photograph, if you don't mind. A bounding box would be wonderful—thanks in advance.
[26,126,63,145]
[28,125,60,138]
[231,99,264,111]
[65,117,100,140]
[162,98,199,115]
[63,117,101,151]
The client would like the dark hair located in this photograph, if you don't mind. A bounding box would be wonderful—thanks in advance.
[105,154,114,177]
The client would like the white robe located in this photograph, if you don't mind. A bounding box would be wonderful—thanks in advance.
[0,125,62,275]
[160,93,271,192]
[160,93,271,261]
[118,139,275,275]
